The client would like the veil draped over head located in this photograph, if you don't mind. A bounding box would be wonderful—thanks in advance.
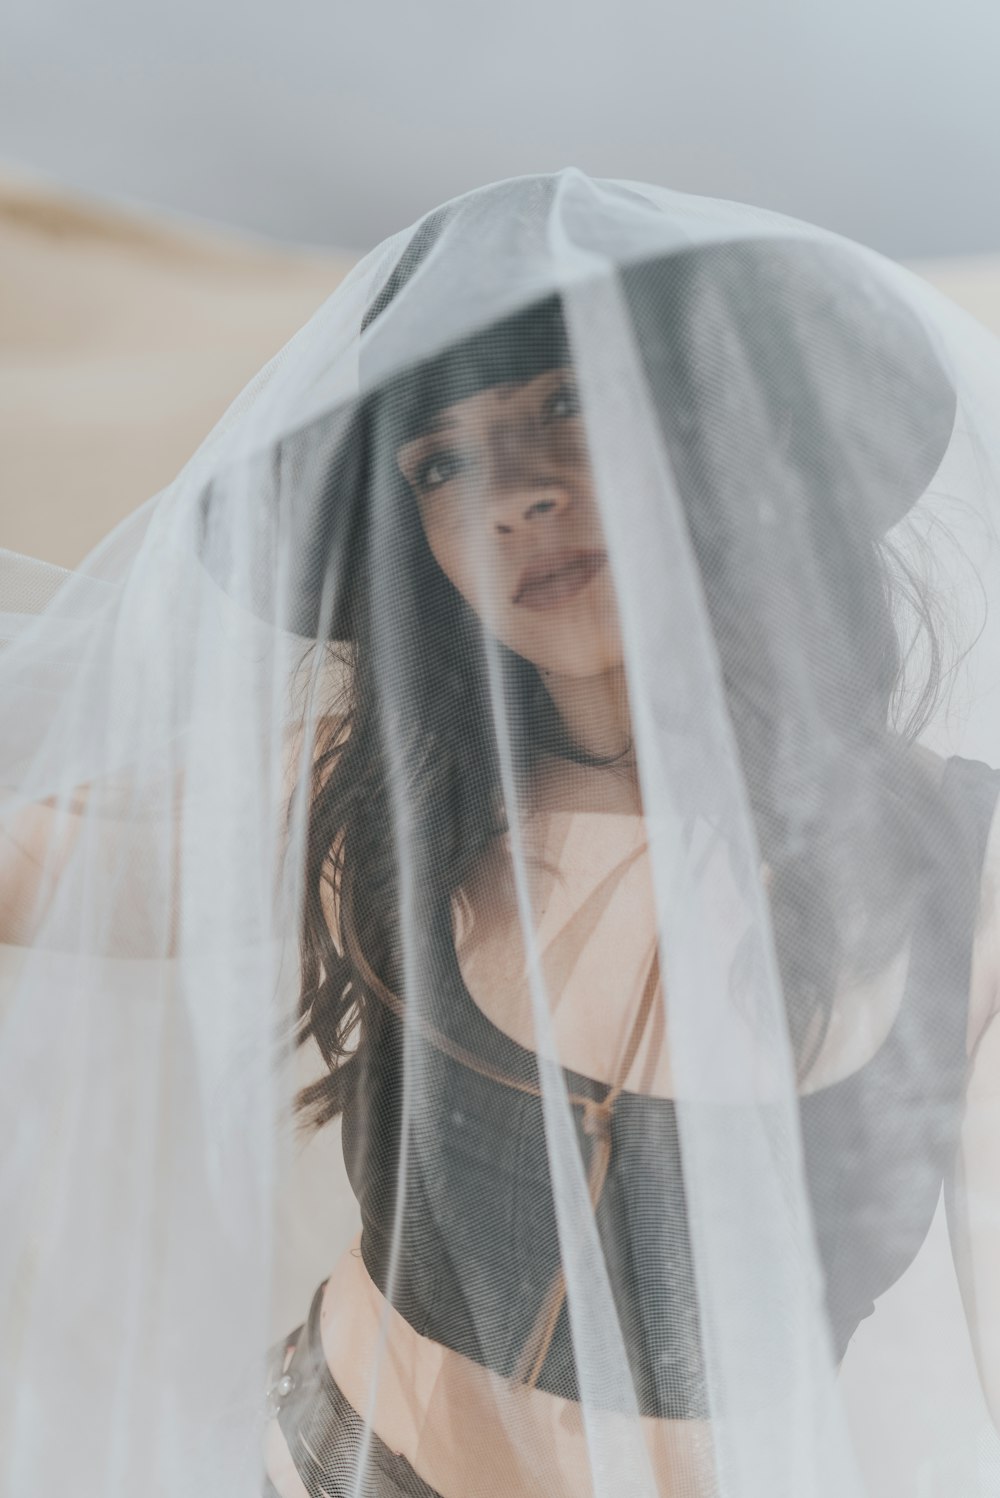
[6,168,1000,1498]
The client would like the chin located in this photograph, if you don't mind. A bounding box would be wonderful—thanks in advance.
[521,629,625,680]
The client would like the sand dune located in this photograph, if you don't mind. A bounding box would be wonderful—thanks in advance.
[0,164,353,567]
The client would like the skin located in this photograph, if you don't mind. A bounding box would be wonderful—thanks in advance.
[395,366,637,778]
[256,366,1000,1496]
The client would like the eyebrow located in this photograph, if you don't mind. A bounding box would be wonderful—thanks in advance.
[396,422,452,468]
[400,372,570,449]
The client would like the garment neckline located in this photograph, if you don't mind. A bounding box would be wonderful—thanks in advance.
[447,942,913,1108]
[442,754,971,1108]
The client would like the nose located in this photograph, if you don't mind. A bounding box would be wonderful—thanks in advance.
[491,475,572,534]
[484,415,576,532]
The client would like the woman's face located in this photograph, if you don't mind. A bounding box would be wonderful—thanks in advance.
[395,367,623,679]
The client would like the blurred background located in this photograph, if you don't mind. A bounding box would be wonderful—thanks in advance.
[3,0,1000,566]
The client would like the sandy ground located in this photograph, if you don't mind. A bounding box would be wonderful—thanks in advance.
[0,165,354,568]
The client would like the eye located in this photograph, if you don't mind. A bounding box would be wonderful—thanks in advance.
[546,382,581,420]
[414,450,464,491]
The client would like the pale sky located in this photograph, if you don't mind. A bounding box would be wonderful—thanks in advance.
[3,0,1000,259]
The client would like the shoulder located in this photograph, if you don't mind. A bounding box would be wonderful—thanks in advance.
[939,753,1000,1046]
[973,773,1000,1038]
[905,746,1000,1048]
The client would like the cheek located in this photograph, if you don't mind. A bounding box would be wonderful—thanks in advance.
[419,505,623,677]
[422,514,507,627]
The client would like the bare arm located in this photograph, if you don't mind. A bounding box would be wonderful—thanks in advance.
[0,788,91,946]
[0,713,346,951]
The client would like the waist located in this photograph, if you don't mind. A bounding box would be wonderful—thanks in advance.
[319,1236,720,1498]
[344,1039,963,1414]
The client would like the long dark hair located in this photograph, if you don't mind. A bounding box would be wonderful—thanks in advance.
[290,248,972,1130]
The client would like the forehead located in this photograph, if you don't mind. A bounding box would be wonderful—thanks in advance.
[372,291,571,449]
[400,367,572,445]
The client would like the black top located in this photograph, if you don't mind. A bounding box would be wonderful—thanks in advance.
[341,754,1000,1419]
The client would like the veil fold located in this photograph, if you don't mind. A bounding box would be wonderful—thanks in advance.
[5,169,1000,1497]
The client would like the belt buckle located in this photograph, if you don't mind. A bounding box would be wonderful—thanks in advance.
[263,1330,303,1421]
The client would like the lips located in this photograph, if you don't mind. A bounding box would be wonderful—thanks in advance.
[513,549,608,609]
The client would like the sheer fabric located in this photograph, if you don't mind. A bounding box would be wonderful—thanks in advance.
[5,170,1000,1497]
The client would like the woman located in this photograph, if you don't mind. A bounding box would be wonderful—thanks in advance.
[4,172,1000,1498]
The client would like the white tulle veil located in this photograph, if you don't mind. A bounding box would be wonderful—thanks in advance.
[4,169,1000,1498]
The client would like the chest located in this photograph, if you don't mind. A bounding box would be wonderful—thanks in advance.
[452,809,923,1100]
